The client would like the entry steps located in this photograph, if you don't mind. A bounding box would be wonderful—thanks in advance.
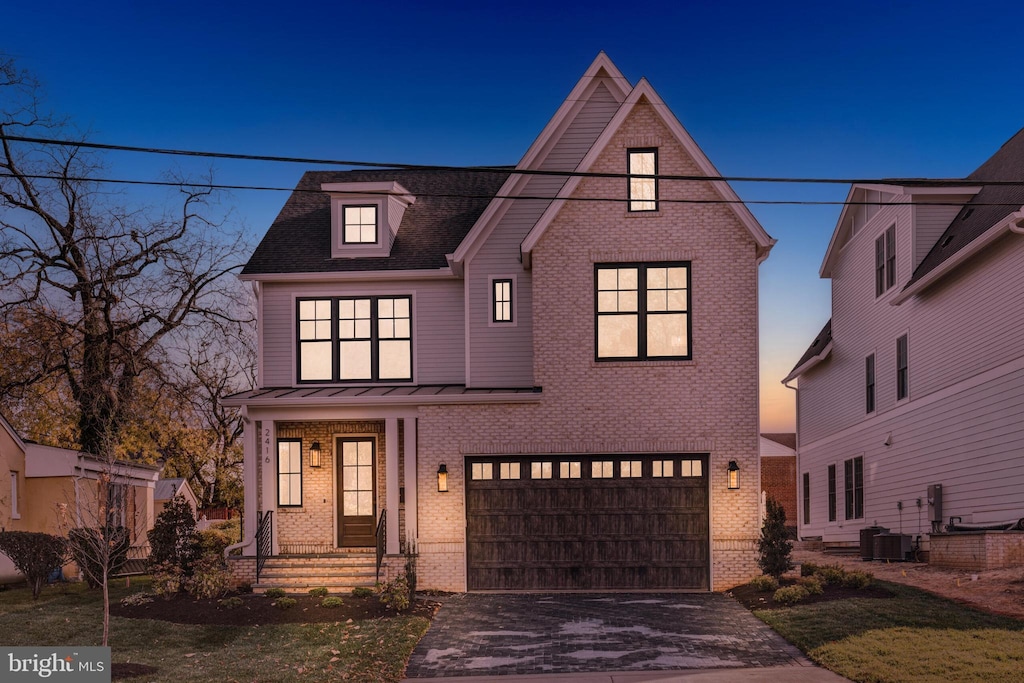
[253,551,378,594]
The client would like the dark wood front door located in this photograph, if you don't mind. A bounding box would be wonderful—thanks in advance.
[466,454,710,590]
[338,438,376,547]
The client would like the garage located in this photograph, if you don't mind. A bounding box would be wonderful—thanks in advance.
[465,454,709,590]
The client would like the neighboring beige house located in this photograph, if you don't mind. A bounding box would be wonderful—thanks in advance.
[760,433,797,527]
[225,53,774,593]
[785,126,1024,553]
[154,477,199,518]
[0,414,29,583]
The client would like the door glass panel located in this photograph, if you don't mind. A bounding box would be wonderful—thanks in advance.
[342,440,374,517]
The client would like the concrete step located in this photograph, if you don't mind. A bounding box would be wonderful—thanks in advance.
[253,581,375,595]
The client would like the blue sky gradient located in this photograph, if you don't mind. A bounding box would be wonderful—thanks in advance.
[6,0,1024,429]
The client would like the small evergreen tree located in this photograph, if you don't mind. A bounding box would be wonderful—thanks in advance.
[148,495,200,575]
[757,497,794,580]
[0,531,67,599]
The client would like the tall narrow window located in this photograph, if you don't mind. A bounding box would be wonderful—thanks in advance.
[628,148,657,211]
[896,334,909,401]
[875,225,896,296]
[377,297,412,380]
[338,298,372,381]
[865,354,875,413]
[278,439,302,507]
[104,482,127,528]
[492,278,513,323]
[10,472,19,520]
[298,299,333,381]
[802,472,810,524]
[596,263,690,360]
[342,205,378,244]
[844,456,864,520]
[827,464,836,522]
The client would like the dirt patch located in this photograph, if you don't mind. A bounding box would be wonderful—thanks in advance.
[794,550,1024,619]
[111,591,439,626]
[729,579,894,611]
[111,662,159,680]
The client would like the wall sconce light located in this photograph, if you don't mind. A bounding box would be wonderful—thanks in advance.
[437,463,449,492]
[727,460,740,490]
[884,432,893,447]
[310,441,322,468]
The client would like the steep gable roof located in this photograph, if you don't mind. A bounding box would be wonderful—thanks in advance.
[520,78,775,264]
[241,169,510,277]
[0,411,26,452]
[782,318,832,383]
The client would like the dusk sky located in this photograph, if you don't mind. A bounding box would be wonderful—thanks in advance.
[5,0,1024,431]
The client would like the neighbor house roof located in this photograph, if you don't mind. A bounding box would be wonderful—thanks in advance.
[761,433,796,450]
[908,126,1024,289]
[783,319,832,383]
[241,168,511,277]
[155,477,188,501]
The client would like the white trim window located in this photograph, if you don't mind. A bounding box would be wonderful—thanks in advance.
[10,471,19,520]
[278,439,302,507]
[342,205,378,244]
[875,224,896,297]
[491,277,514,324]
[628,148,658,211]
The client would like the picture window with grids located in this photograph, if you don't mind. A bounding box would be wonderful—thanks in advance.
[277,439,302,507]
[596,263,690,360]
[628,148,658,211]
[342,205,378,244]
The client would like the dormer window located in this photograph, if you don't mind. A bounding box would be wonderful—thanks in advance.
[343,205,378,244]
[323,182,415,258]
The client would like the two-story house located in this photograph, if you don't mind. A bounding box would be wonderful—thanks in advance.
[224,54,774,593]
[785,127,1024,554]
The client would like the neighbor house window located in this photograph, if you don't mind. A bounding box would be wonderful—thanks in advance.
[896,334,909,401]
[595,263,690,360]
[297,296,412,382]
[492,278,513,323]
[278,439,302,507]
[802,472,810,524]
[628,148,658,211]
[10,472,19,520]
[875,224,896,296]
[101,481,127,528]
[865,354,875,413]
[342,205,378,244]
[827,464,837,522]
[844,456,864,520]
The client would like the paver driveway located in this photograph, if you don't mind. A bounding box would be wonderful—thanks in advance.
[404,593,810,679]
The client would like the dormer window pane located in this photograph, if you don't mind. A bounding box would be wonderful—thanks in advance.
[628,149,658,211]
[343,205,378,244]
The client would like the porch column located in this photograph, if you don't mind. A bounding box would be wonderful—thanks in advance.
[385,417,400,554]
[241,412,257,556]
[260,421,280,555]
[403,418,418,551]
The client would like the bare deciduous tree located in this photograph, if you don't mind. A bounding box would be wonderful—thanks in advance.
[0,55,250,456]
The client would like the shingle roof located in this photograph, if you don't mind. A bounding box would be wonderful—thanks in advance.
[761,433,796,450]
[908,126,1024,287]
[154,478,185,501]
[786,318,832,379]
[242,169,512,275]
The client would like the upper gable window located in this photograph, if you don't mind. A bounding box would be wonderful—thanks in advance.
[490,277,515,325]
[595,263,690,361]
[343,205,378,244]
[628,148,658,212]
[875,225,896,297]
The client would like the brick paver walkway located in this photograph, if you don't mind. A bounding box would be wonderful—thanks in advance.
[404,593,809,678]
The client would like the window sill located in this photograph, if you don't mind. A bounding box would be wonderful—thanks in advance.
[625,209,662,218]
[591,359,696,368]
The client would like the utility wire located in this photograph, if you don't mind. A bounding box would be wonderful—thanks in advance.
[3,133,1023,187]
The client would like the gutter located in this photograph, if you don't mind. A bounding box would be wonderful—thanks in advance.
[781,341,833,385]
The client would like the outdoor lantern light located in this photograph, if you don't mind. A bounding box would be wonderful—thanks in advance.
[437,463,449,492]
[310,441,322,468]
[727,460,740,490]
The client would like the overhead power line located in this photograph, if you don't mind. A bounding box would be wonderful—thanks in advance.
[3,133,1024,188]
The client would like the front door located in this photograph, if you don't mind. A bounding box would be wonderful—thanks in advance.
[337,438,376,547]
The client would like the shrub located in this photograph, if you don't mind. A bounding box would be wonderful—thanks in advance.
[210,518,241,543]
[378,573,411,612]
[308,587,329,598]
[351,586,374,598]
[797,575,824,595]
[264,588,286,599]
[773,585,809,606]
[68,527,129,588]
[237,582,253,594]
[841,570,874,589]
[197,528,232,558]
[185,555,230,599]
[757,498,793,580]
[274,597,297,609]
[800,562,820,577]
[0,531,67,600]
[152,561,184,599]
[120,592,154,607]
[148,496,200,575]
[815,565,846,586]
[321,596,343,608]
[748,575,779,592]
[219,596,244,609]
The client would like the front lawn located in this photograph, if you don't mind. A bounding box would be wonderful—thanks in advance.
[755,581,1024,682]
[0,578,430,682]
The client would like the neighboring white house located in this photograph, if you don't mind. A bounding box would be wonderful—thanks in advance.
[154,477,199,518]
[784,126,1024,549]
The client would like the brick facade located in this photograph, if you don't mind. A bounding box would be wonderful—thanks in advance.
[930,532,1024,570]
[761,456,797,525]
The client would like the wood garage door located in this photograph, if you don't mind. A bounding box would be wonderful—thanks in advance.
[466,454,709,591]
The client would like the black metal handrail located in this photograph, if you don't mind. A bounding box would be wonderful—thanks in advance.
[256,510,273,584]
[375,509,386,581]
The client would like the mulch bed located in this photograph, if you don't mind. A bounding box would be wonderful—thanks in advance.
[729,579,894,611]
[110,591,439,626]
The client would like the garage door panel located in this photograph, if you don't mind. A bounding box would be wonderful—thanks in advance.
[466,454,710,590]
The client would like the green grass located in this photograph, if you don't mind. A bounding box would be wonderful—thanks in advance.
[0,578,429,682]
[757,581,1024,682]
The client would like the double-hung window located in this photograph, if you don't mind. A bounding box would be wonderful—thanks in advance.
[595,263,690,360]
[298,296,413,382]
[342,205,378,244]
[844,456,864,520]
[875,225,896,296]
[492,278,513,323]
[865,354,876,413]
[896,334,909,401]
[628,148,658,211]
[9,471,19,520]
[802,472,810,524]
[278,439,302,507]
[827,464,836,522]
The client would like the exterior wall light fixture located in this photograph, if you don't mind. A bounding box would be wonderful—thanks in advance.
[310,441,322,468]
[727,460,740,490]
[437,463,449,492]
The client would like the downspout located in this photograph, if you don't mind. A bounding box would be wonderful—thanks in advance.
[782,378,800,538]
[1009,212,1024,234]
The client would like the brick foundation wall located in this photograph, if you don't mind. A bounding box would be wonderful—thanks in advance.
[226,556,256,589]
[761,456,797,525]
[930,532,1024,570]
